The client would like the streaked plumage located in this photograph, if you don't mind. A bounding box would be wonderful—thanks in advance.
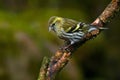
[48,16,106,46]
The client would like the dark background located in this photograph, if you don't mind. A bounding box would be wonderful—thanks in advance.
[0,0,120,80]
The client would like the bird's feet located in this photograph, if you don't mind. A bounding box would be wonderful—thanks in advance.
[59,44,73,52]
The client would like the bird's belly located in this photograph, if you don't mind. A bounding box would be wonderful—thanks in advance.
[58,31,85,43]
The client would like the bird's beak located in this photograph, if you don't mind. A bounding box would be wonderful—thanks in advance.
[49,26,55,32]
[49,26,52,32]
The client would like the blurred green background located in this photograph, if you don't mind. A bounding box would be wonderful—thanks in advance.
[0,0,120,80]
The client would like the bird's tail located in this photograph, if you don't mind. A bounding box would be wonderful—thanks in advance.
[99,27,109,30]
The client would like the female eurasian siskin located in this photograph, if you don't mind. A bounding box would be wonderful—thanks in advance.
[48,16,107,47]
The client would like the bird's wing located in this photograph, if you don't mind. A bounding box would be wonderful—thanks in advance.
[62,18,79,33]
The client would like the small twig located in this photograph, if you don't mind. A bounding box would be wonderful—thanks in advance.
[38,0,120,80]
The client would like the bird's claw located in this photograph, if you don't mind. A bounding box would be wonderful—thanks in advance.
[63,44,73,52]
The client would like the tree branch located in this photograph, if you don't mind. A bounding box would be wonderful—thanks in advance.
[38,0,120,80]
[91,0,120,26]
[38,57,50,80]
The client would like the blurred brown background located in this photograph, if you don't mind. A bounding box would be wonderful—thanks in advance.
[0,0,120,80]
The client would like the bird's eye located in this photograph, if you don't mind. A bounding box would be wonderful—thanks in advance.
[52,23,55,27]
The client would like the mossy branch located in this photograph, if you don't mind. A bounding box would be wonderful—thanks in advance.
[37,57,50,80]
[38,0,120,80]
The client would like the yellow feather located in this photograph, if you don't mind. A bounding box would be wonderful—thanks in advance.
[72,23,80,32]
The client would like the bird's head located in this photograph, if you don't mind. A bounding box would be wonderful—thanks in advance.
[48,16,64,32]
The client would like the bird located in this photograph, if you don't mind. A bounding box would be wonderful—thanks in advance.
[48,16,107,48]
